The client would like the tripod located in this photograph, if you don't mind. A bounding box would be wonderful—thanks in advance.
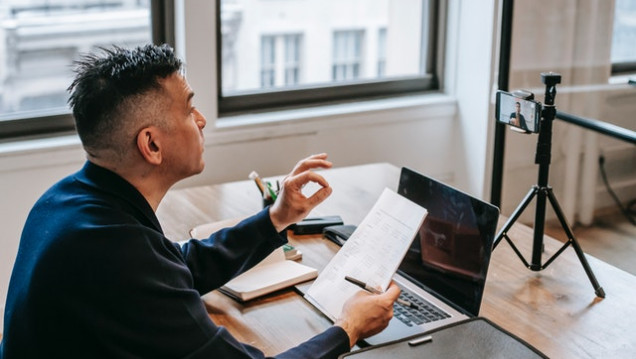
[493,72,605,298]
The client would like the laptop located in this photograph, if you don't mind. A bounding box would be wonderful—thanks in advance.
[363,167,500,346]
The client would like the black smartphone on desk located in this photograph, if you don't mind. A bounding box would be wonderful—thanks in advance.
[322,224,357,246]
[291,216,344,235]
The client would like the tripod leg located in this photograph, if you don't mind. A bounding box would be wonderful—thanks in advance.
[494,187,538,248]
[546,189,605,298]
[531,187,549,271]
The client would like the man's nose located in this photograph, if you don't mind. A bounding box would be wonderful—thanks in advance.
[195,109,206,129]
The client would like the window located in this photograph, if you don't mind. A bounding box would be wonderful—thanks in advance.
[284,34,301,86]
[260,36,276,88]
[611,0,636,74]
[259,34,303,88]
[332,30,363,82]
[218,0,442,115]
[0,0,157,139]
[377,28,387,77]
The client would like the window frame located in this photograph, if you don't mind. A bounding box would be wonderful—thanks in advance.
[216,0,443,116]
[0,0,173,141]
[611,62,636,75]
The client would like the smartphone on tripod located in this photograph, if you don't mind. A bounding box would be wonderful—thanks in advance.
[495,90,541,133]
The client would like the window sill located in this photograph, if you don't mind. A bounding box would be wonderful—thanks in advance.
[609,73,636,85]
[208,93,457,145]
[0,134,83,173]
[0,134,80,155]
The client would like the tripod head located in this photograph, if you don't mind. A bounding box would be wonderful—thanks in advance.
[541,72,561,106]
[541,72,561,86]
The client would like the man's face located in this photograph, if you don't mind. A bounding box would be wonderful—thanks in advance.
[515,103,521,113]
[157,73,207,181]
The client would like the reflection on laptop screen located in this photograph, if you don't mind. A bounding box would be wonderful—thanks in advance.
[397,168,499,316]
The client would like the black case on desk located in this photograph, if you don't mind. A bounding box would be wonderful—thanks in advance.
[339,317,548,359]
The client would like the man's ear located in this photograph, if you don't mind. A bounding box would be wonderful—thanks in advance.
[136,127,162,165]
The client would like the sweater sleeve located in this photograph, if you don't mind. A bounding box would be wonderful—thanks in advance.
[178,208,288,294]
[275,326,351,359]
[182,326,350,359]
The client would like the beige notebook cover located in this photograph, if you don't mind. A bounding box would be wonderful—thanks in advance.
[190,217,317,302]
[219,248,317,301]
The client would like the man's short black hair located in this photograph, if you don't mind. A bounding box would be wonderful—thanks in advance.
[68,44,183,154]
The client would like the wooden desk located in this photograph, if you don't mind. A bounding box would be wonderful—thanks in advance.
[157,163,636,358]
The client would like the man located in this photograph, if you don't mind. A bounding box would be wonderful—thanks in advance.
[509,101,529,131]
[0,44,399,358]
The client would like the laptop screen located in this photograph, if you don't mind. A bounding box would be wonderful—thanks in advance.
[397,167,499,316]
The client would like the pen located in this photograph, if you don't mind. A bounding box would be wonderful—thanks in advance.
[344,275,381,294]
[248,171,266,196]
[344,276,419,310]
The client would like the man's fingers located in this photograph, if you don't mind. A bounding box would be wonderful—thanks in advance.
[306,186,332,207]
[290,172,332,206]
[384,282,401,301]
[292,160,332,176]
[291,154,332,176]
[289,171,330,191]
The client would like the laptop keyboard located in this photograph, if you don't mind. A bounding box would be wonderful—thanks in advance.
[393,290,451,327]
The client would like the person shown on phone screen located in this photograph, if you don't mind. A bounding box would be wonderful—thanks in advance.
[509,101,529,131]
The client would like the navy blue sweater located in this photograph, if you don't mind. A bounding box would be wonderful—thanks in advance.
[1,161,349,358]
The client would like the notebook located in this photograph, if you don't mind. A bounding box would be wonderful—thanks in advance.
[189,217,317,302]
[219,247,317,302]
[363,167,499,345]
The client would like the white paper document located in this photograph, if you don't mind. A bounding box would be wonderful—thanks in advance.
[305,188,428,321]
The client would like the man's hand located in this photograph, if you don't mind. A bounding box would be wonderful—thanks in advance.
[269,153,333,232]
[335,282,401,347]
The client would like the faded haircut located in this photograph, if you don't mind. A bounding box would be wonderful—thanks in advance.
[68,44,183,157]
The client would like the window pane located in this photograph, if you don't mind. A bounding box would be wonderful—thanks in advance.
[332,30,363,82]
[611,0,636,66]
[0,0,152,121]
[284,34,301,85]
[378,28,386,77]
[260,35,275,87]
[220,0,430,96]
